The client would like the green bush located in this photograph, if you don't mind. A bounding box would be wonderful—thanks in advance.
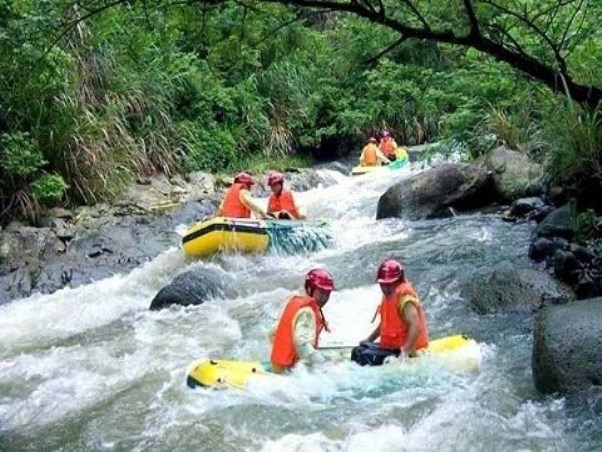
[0,132,45,180]
[574,208,600,243]
[31,173,69,206]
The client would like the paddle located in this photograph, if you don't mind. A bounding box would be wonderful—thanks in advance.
[318,345,355,351]
[319,341,381,351]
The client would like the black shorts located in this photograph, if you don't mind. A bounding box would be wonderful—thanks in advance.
[351,343,400,366]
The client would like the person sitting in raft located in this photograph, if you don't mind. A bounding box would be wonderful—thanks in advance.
[353,259,429,366]
[379,130,399,162]
[216,172,269,219]
[266,172,306,220]
[360,137,391,167]
[269,268,335,373]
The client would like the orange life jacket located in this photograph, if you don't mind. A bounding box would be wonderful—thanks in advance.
[270,295,327,369]
[379,282,429,350]
[221,183,251,218]
[362,144,378,166]
[379,138,395,158]
[268,189,300,219]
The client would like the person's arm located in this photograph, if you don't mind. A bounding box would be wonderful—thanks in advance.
[292,307,324,365]
[376,149,391,165]
[401,302,421,357]
[291,193,306,220]
[364,323,381,342]
[239,189,268,218]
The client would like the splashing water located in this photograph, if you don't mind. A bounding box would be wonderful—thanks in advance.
[0,163,599,451]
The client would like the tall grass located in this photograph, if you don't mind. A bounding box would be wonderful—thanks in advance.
[543,106,602,185]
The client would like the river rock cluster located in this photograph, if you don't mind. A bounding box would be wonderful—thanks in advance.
[374,145,602,400]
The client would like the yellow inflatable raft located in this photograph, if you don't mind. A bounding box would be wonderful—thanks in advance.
[350,153,409,176]
[182,217,269,257]
[182,216,329,258]
[186,334,480,390]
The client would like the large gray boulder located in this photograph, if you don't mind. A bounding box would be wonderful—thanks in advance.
[376,163,495,220]
[458,263,575,314]
[533,297,602,394]
[149,268,226,311]
[484,146,543,201]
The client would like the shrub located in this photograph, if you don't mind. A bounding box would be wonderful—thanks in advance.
[31,173,69,206]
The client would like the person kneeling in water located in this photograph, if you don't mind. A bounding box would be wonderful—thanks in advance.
[353,259,429,366]
[266,172,306,220]
[269,268,334,373]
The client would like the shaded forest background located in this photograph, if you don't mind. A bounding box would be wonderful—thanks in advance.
[0,0,600,221]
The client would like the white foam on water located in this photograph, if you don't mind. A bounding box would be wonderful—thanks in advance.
[0,160,590,450]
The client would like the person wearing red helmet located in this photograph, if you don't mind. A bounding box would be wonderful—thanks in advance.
[360,137,390,167]
[355,259,429,365]
[269,268,335,372]
[379,130,399,161]
[216,172,269,219]
[266,172,305,220]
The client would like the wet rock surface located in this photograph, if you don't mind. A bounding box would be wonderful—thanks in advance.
[458,263,575,314]
[533,297,602,395]
[376,163,495,220]
[0,168,337,305]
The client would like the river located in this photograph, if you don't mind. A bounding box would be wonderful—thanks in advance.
[0,164,600,451]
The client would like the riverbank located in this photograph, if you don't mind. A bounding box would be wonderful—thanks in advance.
[0,165,345,305]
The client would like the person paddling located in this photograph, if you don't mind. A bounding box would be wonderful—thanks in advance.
[360,137,390,167]
[266,172,306,220]
[216,172,269,219]
[379,130,399,162]
[353,259,429,365]
[269,269,335,373]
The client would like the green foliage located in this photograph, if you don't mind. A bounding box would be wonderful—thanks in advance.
[0,0,600,222]
[574,208,599,243]
[31,173,69,206]
[0,132,46,179]
[544,107,602,184]
[233,153,315,174]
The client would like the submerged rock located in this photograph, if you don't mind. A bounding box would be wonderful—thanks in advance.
[149,268,226,311]
[458,263,575,314]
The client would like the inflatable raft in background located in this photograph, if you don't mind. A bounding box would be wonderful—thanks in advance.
[182,216,330,258]
[350,153,409,176]
[186,334,481,390]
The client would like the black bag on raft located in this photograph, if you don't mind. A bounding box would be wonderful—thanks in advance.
[350,343,400,366]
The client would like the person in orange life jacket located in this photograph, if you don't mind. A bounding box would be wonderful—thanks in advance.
[269,268,335,373]
[379,130,399,162]
[266,172,306,220]
[216,172,269,219]
[362,259,429,358]
[360,137,391,167]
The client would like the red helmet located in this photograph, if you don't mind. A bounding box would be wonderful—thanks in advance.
[376,259,405,284]
[234,172,254,187]
[305,268,335,293]
[267,172,284,187]
[369,137,377,144]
